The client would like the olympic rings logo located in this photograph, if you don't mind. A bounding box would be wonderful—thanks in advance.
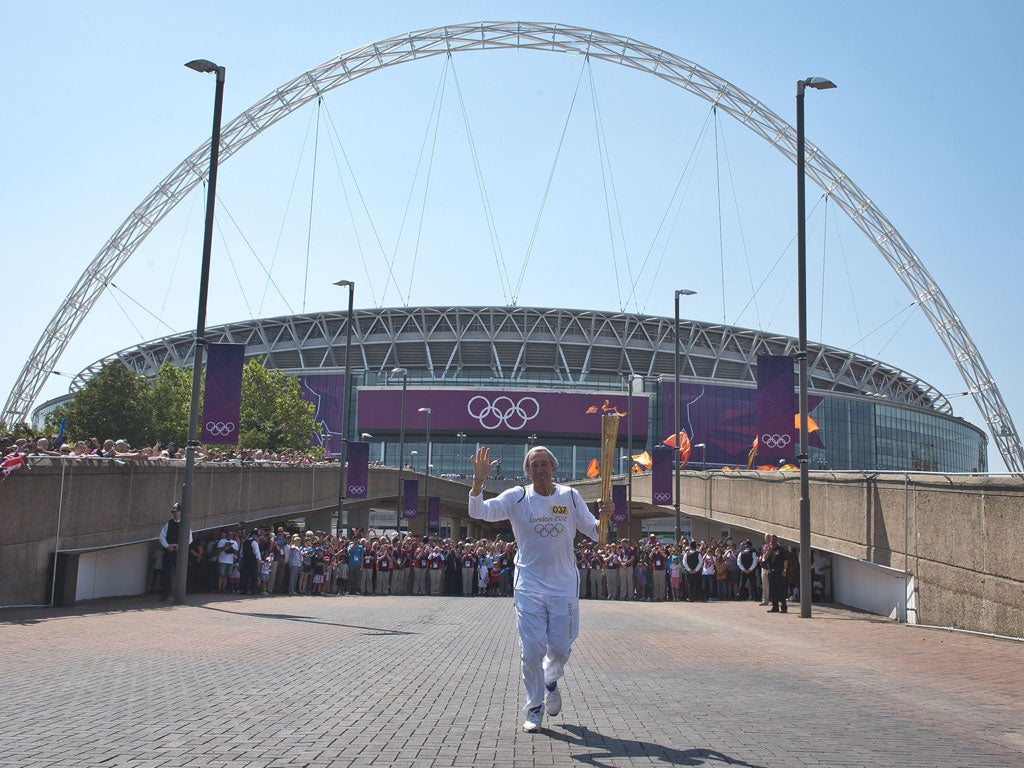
[467,395,540,430]
[760,433,792,449]
[347,485,366,494]
[205,421,236,437]
[534,522,564,537]
[653,492,671,504]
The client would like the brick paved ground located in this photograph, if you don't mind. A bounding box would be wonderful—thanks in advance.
[2,593,1022,767]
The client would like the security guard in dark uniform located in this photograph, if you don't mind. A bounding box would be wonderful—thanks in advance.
[765,534,789,613]
[158,503,191,601]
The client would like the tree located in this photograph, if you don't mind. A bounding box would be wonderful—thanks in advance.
[238,359,319,452]
[149,363,192,446]
[46,362,152,445]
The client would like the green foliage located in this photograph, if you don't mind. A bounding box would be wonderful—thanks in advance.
[239,359,319,452]
[1,421,35,440]
[39,357,320,454]
[149,363,193,446]
[46,363,151,445]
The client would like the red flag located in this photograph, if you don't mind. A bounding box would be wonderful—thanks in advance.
[662,431,692,466]
[586,458,600,479]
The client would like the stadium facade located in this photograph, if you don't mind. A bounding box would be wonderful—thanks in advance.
[56,306,987,477]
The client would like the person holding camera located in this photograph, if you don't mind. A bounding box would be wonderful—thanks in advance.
[215,528,238,593]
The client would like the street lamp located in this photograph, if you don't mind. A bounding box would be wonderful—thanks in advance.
[626,374,642,542]
[410,450,418,471]
[456,431,467,476]
[333,279,355,536]
[673,288,697,545]
[391,367,408,532]
[176,58,225,605]
[694,443,707,471]
[418,407,432,535]
[797,75,836,619]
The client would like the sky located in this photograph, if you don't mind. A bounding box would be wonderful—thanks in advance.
[2,1,1022,471]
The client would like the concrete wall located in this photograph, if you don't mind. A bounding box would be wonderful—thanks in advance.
[0,460,338,607]
[3,462,1022,638]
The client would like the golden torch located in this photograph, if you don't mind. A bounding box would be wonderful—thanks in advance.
[598,413,621,546]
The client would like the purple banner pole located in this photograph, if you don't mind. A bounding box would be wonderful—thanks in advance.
[756,354,798,459]
[611,484,627,526]
[651,446,673,506]
[346,441,369,499]
[402,479,419,519]
[428,496,440,533]
[200,343,244,444]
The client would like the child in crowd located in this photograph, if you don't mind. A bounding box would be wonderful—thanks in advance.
[259,556,273,594]
[669,554,683,602]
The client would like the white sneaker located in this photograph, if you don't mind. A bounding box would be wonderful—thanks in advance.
[545,685,562,716]
[522,706,544,733]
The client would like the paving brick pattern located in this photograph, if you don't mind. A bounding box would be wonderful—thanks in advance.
[2,594,1022,767]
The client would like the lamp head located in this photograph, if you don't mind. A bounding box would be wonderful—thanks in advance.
[185,59,220,73]
[803,76,837,90]
[675,289,697,297]
[418,407,431,414]
[390,366,407,377]
[333,279,354,288]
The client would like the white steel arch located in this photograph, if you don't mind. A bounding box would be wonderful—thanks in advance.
[4,21,1020,472]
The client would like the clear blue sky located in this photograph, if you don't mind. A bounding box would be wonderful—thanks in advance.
[2,1,1021,471]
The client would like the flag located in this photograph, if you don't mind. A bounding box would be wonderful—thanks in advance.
[402,479,418,519]
[428,496,441,532]
[346,441,369,499]
[586,458,600,479]
[611,484,627,526]
[632,450,652,470]
[795,414,820,432]
[662,431,691,466]
[201,343,245,445]
[2,453,25,477]
[746,436,758,469]
[756,354,797,458]
[651,446,672,505]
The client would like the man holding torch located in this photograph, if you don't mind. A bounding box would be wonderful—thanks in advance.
[469,445,613,733]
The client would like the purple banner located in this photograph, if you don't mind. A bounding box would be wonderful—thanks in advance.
[611,484,627,526]
[428,496,440,532]
[756,355,798,459]
[402,479,418,519]
[300,373,346,456]
[346,441,369,499]
[660,380,823,467]
[201,343,244,444]
[358,388,648,440]
[651,446,673,506]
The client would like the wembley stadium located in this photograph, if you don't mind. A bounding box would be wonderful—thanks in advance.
[51,305,988,476]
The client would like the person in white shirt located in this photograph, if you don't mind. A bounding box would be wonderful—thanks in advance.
[469,445,612,734]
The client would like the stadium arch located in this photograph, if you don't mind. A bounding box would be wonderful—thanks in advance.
[3,21,1020,472]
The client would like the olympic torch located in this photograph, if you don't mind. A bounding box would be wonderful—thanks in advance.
[598,413,620,546]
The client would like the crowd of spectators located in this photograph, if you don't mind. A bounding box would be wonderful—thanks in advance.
[1,433,335,473]
[163,525,831,605]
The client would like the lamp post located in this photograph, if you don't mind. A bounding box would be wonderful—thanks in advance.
[673,288,696,545]
[694,443,707,471]
[626,374,641,542]
[391,367,408,531]
[333,279,355,536]
[418,407,432,535]
[410,450,418,471]
[176,58,225,605]
[456,431,466,476]
[797,75,836,619]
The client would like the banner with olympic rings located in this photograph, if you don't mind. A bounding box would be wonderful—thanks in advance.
[356,388,648,439]
[427,496,440,532]
[651,446,673,506]
[346,441,369,499]
[200,343,244,445]
[756,355,798,458]
[611,483,627,526]
[402,479,418,519]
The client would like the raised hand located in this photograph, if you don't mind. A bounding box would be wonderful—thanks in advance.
[470,447,498,494]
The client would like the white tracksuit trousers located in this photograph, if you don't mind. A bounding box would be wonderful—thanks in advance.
[514,589,579,715]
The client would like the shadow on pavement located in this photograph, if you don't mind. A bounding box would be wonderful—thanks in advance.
[200,605,417,635]
[548,724,767,768]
